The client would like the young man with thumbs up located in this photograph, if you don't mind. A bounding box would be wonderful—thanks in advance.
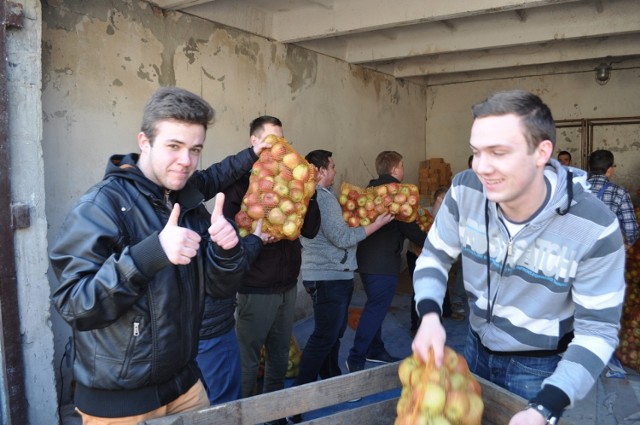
[49,87,267,425]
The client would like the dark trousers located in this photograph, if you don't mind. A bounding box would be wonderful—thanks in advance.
[295,279,354,385]
[348,273,398,366]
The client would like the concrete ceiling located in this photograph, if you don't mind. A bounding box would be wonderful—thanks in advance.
[145,0,640,86]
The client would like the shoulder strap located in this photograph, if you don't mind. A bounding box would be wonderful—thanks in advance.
[596,182,612,200]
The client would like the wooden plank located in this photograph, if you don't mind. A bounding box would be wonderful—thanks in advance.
[141,363,400,425]
[141,362,579,425]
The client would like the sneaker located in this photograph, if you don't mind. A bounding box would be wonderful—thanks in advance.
[345,359,364,373]
[365,351,401,364]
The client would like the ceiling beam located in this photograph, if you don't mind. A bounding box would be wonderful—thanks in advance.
[326,0,640,64]
[370,33,640,78]
[269,0,582,43]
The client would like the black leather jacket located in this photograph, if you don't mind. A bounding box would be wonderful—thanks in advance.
[50,150,257,417]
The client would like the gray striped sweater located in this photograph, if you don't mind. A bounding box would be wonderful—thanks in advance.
[413,160,625,406]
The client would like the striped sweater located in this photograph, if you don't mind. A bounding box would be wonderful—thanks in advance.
[413,160,625,407]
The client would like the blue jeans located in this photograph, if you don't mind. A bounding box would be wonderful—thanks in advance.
[196,328,242,405]
[464,328,561,400]
[295,279,354,386]
[348,273,398,365]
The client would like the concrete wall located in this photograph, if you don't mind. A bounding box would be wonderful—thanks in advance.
[425,64,640,195]
[41,0,426,410]
[6,0,59,423]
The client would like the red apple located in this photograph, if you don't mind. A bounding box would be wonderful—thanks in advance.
[346,199,356,211]
[394,193,407,204]
[399,203,413,217]
[289,179,304,191]
[270,142,287,161]
[387,182,399,194]
[261,159,279,176]
[407,195,419,206]
[247,204,264,220]
[258,176,274,191]
[279,199,296,215]
[235,210,252,229]
[347,216,360,227]
[261,191,280,208]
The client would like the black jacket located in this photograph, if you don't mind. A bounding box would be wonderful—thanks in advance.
[50,150,256,417]
[356,174,427,275]
[223,173,321,294]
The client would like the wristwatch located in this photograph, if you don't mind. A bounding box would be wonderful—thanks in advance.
[528,402,558,425]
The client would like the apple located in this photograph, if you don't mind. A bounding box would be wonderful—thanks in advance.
[394,193,407,204]
[375,203,386,214]
[243,192,260,207]
[270,142,287,161]
[399,203,413,218]
[444,391,469,422]
[282,152,301,170]
[342,211,351,222]
[443,346,459,371]
[292,164,310,181]
[278,167,293,181]
[388,202,400,214]
[407,195,419,206]
[267,207,286,225]
[247,204,264,220]
[290,188,304,203]
[234,210,252,229]
[420,382,446,415]
[373,195,384,205]
[296,203,307,215]
[357,207,367,218]
[346,199,356,211]
[304,181,316,195]
[460,393,484,425]
[360,217,370,226]
[386,182,399,194]
[348,190,360,201]
[357,195,367,207]
[400,186,411,196]
[429,416,452,425]
[273,182,289,198]
[338,194,348,206]
[374,185,388,196]
[347,216,360,227]
[289,179,304,191]
[261,159,279,176]
[367,210,377,220]
[383,195,393,207]
[261,191,280,208]
[279,199,296,215]
[447,373,466,391]
[258,176,275,191]
[365,200,375,211]
[282,220,298,238]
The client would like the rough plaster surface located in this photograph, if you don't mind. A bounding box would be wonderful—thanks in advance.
[7,0,58,424]
[41,0,426,413]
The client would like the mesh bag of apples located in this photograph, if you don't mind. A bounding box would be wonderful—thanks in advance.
[234,135,316,240]
[395,346,484,425]
[416,206,435,233]
[615,207,640,372]
[339,181,420,227]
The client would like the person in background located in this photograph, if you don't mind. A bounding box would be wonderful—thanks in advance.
[287,150,393,423]
[557,150,572,166]
[587,149,638,248]
[408,186,458,337]
[50,87,261,425]
[412,90,625,425]
[346,151,427,372]
[195,134,276,406]
[222,116,321,425]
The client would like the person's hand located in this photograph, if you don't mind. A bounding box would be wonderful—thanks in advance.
[159,203,202,265]
[252,133,274,155]
[374,212,394,226]
[411,312,447,367]
[254,219,278,244]
[208,193,239,250]
[508,407,547,425]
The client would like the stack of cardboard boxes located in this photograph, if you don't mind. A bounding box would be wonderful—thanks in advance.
[418,158,452,205]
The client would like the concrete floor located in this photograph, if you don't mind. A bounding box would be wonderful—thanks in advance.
[61,283,640,425]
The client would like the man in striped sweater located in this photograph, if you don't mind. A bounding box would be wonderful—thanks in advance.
[412,90,625,425]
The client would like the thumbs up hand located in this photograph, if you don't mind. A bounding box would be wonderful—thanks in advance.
[208,193,239,250]
[159,203,202,265]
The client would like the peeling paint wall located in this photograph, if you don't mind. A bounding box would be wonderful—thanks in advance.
[41,0,426,409]
[7,1,58,423]
[425,66,640,202]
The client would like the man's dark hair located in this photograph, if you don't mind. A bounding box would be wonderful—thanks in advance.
[433,186,449,200]
[140,86,214,144]
[375,151,403,175]
[305,150,333,170]
[249,115,283,137]
[588,149,614,176]
[472,90,556,152]
[558,150,572,160]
